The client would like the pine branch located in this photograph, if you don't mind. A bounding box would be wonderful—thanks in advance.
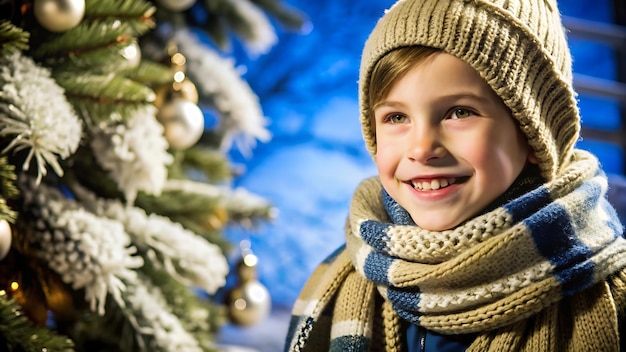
[44,38,140,74]
[30,20,141,63]
[139,258,224,351]
[250,0,307,29]
[70,275,208,352]
[187,0,304,52]
[63,146,125,202]
[126,60,173,86]
[53,73,155,126]
[84,0,155,26]
[0,291,75,352]
[69,301,143,351]
[0,52,83,184]
[189,0,256,51]
[190,2,230,50]
[168,147,233,183]
[0,157,18,222]
[28,0,154,69]
[135,186,231,250]
[135,179,274,249]
[0,21,29,55]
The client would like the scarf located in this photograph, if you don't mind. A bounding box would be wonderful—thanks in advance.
[285,150,626,352]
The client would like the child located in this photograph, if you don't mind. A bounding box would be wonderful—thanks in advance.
[285,0,626,351]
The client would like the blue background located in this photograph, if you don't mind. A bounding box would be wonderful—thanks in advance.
[223,0,623,312]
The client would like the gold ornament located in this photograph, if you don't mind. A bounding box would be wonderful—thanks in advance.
[157,99,205,150]
[33,0,86,32]
[0,219,12,261]
[154,78,199,109]
[227,243,271,326]
[172,78,199,104]
[154,48,204,150]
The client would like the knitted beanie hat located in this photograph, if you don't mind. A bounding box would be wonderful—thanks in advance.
[359,0,581,181]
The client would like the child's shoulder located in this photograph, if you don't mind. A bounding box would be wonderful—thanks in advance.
[609,268,626,307]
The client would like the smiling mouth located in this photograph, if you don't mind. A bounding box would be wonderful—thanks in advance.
[409,176,469,191]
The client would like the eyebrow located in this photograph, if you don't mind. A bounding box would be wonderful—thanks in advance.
[375,92,491,110]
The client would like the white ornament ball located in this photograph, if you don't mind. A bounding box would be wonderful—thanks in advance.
[155,0,196,12]
[34,0,86,32]
[157,99,205,150]
[0,219,12,261]
[228,280,271,326]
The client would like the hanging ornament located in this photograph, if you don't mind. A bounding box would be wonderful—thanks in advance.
[155,0,196,12]
[155,48,204,150]
[154,77,199,108]
[0,220,12,261]
[33,0,86,32]
[157,99,205,150]
[227,241,271,326]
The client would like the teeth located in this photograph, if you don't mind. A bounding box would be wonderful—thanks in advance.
[412,178,455,191]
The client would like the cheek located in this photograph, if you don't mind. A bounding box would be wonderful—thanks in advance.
[475,130,529,178]
[375,143,398,177]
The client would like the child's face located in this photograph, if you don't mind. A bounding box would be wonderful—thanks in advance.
[373,53,534,231]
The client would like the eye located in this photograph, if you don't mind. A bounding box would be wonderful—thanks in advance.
[384,113,408,124]
[449,108,474,119]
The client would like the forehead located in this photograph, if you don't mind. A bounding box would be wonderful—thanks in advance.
[382,52,501,104]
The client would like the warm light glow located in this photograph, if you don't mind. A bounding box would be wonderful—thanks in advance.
[233,298,247,310]
[243,253,258,267]
[171,53,186,66]
[10,281,19,291]
[173,71,186,83]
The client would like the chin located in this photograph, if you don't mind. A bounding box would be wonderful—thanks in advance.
[412,217,465,232]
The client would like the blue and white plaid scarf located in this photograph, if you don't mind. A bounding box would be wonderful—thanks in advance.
[286,150,626,351]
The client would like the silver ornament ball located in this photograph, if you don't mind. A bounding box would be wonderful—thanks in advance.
[0,219,12,261]
[155,0,196,12]
[157,99,205,150]
[227,280,271,326]
[34,0,86,32]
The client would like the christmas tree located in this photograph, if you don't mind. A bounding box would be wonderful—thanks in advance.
[0,0,304,350]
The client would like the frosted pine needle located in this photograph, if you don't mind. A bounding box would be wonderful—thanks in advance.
[0,52,82,184]
[74,185,229,294]
[90,105,172,205]
[19,177,143,315]
[123,280,202,352]
[231,0,278,55]
[174,29,271,156]
[164,178,273,218]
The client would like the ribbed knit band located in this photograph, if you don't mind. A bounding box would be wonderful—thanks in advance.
[359,0,581,181]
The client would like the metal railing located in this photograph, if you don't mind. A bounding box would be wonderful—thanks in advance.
[563,13,626,170]
[563,16,626,104]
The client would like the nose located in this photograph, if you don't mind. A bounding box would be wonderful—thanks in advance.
[406,124,446,163]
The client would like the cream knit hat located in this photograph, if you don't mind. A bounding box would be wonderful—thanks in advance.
[359,0,581,181]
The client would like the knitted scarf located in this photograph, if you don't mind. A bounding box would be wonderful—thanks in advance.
[286,150,626,352]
